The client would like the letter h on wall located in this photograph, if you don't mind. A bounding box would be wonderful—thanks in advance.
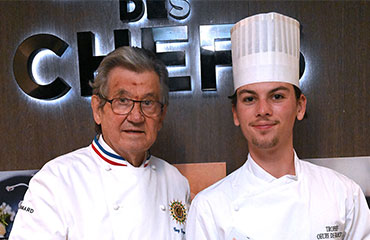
[77,30,130,96]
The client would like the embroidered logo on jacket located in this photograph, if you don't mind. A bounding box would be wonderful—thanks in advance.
[169,200,187,224]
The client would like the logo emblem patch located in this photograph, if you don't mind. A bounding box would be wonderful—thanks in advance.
[169,200,187,224]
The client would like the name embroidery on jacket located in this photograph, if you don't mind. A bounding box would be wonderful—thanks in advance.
[18,203,34,214]
[316,225,344,239]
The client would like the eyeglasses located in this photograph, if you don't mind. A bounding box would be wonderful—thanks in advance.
[99,95,164,118]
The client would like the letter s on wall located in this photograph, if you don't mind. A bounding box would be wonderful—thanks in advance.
[169,0,190,20]
[13,34,71,100]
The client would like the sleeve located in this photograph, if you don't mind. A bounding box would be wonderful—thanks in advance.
[343,184,370,240]
[185,194,220,240]
[9,164,68,240]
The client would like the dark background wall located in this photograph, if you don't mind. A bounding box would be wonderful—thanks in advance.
[0,1,369,175]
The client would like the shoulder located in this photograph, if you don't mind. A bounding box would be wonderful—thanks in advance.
[301,160,356,183]
[44,145,91,168]
[191,166,241,207]
[150,156,189,184]
[32,145,93,183]
[300,160,362,196]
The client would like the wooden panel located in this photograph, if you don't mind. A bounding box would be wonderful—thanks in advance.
[0,1,369,176]
[173,162,226,200]
[292,1,370,158]
[342,2,370,155]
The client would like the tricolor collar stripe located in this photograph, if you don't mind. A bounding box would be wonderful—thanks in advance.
[92,135,151,167]
[91,143,127,166]
[94,136,124,160]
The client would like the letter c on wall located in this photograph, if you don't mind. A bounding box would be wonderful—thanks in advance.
[13,34,71,100]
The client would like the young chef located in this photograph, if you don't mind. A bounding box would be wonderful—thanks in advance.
[186,12,370,240]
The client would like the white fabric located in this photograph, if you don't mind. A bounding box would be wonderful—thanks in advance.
[9,136,190,240]
[186,153,370,240]
[231,12,300,90]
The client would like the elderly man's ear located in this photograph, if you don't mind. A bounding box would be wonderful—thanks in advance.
[91,95,103,125]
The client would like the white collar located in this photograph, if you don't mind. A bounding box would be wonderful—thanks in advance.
[245,151,300,183]
[91,135,151,168]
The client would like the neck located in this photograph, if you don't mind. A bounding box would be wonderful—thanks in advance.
[99,135,148,167]
[123,151,148,167]
[248,141,295,178]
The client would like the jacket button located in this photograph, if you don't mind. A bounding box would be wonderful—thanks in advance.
[113,205,120,210]
[233,204,239,211]
[151,165,156,171]
[105,165,112,171]
[160,204,166,211]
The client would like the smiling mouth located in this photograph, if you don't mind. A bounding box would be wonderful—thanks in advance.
[123,130,145,134]
[251,121,279,130]
[253,124,275,130]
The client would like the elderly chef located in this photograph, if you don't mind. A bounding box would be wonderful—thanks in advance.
[186,12,370,240]
[10,46,190,240]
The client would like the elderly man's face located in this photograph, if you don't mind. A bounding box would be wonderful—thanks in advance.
[91,67,166,164]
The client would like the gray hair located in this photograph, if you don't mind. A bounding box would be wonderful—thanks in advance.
[90,46,169,133]
[91,46,169,105]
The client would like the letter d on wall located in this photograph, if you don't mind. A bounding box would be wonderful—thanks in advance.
[13,34,71,100]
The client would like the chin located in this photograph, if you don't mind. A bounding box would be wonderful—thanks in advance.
[125,143,151,152]
[251,138,279,149]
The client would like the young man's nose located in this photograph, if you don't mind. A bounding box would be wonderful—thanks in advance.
[256,99,272,117]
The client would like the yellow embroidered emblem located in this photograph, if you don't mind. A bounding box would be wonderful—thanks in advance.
[169,200,187,224]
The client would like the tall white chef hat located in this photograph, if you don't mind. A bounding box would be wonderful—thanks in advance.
[231,12,300,91]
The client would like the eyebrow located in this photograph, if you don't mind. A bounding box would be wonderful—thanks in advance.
[115,89,129,97]
[238,86,290,96]
[141,93,159,99]
[269,86,291,94]
[114,89,159,99]
[238,89,256,95]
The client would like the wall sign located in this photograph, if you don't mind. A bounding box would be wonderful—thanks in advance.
[12,0,305,101]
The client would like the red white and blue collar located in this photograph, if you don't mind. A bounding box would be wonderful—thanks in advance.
[91,135,151,167]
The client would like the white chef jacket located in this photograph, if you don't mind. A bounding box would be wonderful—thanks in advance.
[186,152,370,240]
[9,135,190,240]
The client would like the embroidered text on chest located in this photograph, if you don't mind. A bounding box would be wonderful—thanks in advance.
[316,225,343,239]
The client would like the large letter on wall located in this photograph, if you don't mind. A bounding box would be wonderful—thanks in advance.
[200,24,233,91]
[142,26,190,91]
[169,0,190,20]
[77,30,130,97]
[13,34,70,100]
[77,32,105,97]
[119,0,144,22]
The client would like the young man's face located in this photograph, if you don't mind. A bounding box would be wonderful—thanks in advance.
[232,82,306,151]
[91,66,166,161]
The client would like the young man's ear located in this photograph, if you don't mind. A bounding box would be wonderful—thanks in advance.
[232,105,241,127]
[296,94,307,121]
